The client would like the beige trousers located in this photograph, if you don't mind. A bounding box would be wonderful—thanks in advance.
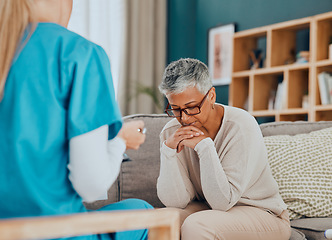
[167,201,291,240]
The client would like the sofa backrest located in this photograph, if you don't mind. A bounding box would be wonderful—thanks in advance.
[260,121,332,136]
[120,114,170,208]
[84,114,332,210]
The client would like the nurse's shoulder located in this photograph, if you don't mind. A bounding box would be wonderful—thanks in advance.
[35,22,106,61]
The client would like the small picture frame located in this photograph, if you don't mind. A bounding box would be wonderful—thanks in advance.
[208,23,236,86]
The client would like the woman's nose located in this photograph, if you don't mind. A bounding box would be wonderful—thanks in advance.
[180,111,191,123]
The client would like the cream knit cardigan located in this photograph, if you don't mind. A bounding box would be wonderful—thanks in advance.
[157,105,287,216]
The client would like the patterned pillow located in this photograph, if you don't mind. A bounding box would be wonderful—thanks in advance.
[264,127,332,220]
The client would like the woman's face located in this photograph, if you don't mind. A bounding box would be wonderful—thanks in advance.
[166,87,216,128]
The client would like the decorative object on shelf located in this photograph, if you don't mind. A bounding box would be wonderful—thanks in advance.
[295,51,310,64]
[284,49,296,65]
[249,49,263,69]
[302,95,309,109]
[208,23,236,86]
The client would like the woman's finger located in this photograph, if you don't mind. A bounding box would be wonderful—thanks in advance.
[175,128,204,137]
[177,140,184,153]
[176,134,195,140]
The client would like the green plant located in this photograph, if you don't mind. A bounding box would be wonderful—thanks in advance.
[127,82,163,111]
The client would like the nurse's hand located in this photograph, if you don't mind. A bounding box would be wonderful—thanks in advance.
[117,120,146,150]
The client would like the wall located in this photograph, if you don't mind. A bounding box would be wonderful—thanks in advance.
[167,0,332,105]
[167,0,197,61]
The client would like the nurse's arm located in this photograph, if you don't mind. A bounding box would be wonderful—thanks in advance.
[68,125,125,203]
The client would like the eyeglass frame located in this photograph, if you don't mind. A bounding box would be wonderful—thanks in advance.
[164,87,213,118]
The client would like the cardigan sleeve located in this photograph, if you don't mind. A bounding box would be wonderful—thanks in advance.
[157,139,196,208]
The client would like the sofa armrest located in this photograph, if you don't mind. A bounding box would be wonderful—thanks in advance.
[0,209,180,240]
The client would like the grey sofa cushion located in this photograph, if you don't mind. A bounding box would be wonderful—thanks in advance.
[290,228,307,240]
[120,114,170,208]
[291,218,332,240]
[260,121,332,137]
[84,114,170,210]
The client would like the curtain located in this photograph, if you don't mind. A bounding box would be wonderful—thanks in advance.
[68,0,126,97]
[118,0,167,115]
[68,0,167,115]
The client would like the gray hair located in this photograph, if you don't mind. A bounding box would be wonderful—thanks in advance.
[159,58,212,95]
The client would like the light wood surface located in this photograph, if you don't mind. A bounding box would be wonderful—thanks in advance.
[230,11,332,122]
[0,209,180,240]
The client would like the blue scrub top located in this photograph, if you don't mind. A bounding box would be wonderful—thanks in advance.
[0,22,122,224]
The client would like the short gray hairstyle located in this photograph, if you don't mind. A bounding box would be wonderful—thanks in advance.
[159,58,212,95]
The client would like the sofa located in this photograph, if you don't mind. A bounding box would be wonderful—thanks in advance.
[86,114,332,240]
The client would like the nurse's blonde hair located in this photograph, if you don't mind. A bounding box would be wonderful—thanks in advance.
[0,0,35,99]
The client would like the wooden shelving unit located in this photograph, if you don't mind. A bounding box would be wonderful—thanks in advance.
[229,11,332,122]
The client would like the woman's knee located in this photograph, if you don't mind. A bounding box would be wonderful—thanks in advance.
[181,212,215,240]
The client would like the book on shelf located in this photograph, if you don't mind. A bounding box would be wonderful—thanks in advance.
[328,74,332,104]
[318,72,332,105]
[268,89,276,110]
[274,81,287,110]
[243,97,249,111]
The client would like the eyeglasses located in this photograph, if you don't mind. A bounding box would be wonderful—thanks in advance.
[165,88,212,118]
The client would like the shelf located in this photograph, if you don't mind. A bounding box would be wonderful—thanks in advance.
[252,72,282,111]
[314,11,332,21]
[288,68,309,109]
[230,11,332,122]
[279,108,309,114]
[271,25,310,67]
[315,13,332,61]
[251,67,284,75]
[232,70,252,77]
[271,17,311,31]
[234,27,268,38]
[233,68,283,76]
[279,113,308,121]
[233,31,267,72]
[233,63,309,76]
[315,104,332,110]
[251,110,277,117]
[251,108,308,117]
[316,59,332,67]
[287,63,310,70]
[315,109,332,121]
[230,76,249,110]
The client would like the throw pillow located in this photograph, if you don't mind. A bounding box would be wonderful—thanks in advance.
[264,127,332,220]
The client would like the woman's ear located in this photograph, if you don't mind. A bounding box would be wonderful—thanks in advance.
[209,87,216,102]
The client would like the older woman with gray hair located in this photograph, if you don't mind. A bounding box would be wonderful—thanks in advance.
[157,58,291,240]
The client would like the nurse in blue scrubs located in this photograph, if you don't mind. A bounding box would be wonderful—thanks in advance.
[0,0,152,239]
